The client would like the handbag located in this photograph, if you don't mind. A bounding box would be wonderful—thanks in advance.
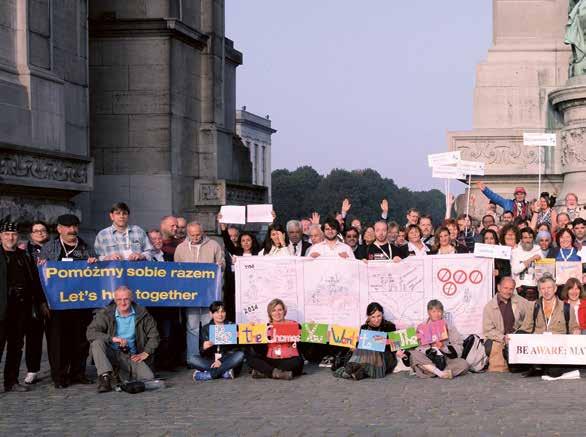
[425,348,447,371]
[488,341,508,372]
[120,380,145,394]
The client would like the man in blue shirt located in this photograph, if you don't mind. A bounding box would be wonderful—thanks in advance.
[87,286,160,393]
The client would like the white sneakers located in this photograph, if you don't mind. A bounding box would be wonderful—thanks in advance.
[542,370,581,381]
[24,372,37,384]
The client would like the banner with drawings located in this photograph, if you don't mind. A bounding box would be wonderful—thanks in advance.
[235,255,493,336]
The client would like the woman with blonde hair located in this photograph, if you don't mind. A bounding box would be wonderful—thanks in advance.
[560,278,586,333]
[245,299,304,380]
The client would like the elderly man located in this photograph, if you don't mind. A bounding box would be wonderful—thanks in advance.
[287,220,311,256]
[95,202,153,261]
[309,224,323,245]
[176,217,187,242]
[160,215,179,257]
[0,220,45,392]
[482,277,531,370]
[148,229,173,262]
[87,286,159,393]
[174,222,224,367]
[39,214,98,388]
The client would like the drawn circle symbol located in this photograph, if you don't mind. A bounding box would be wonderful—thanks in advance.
[443,282,457,296]
[453,270,467,284]
[469,270,483,284]
[437,268,451,283]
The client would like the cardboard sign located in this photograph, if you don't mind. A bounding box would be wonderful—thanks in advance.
[357,329,387,352]
[388,327,419,351]
[432,166,466,180]
[416,320,448,346]
[300,323,329,344]
[457,160,485,176]
[329,325,359,348]
[246,204,274,223]
[534,258,556,281]
[237,323,267,344]
[474,243,511,260]
[555,261,582,285]
[523,132,557,147]
[508,334,586,365]
[219,205,246,224]
[427,151,461,168]
[268,322,301,343]
[210,324,238,345]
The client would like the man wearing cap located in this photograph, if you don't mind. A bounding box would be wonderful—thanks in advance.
[39,214,98,388]
[0,220,46,392]
[477,182,531,220]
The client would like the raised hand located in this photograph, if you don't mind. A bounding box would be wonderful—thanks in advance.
[341,198,351,214]
[380,199,389,214]
[311,212,320,225]
[476,181,486,191]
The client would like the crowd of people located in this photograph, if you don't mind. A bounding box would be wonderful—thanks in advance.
[2,182,586,393]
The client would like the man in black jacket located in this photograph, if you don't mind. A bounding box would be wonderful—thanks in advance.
[87,286,160,393]
[39,214,97,388]
[0,220,46,392]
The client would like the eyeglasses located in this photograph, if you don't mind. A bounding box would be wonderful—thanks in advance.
[32,229,48,234]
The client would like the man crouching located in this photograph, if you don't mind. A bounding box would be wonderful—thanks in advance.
[86,286,160,393]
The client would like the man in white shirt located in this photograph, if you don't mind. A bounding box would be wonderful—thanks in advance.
[307,218,355,259]
[511,227,541,300]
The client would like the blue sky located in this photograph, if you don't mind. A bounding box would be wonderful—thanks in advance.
[226,1,492,191]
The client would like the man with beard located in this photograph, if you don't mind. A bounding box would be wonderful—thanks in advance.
[307,218,355,259]
[39,214,98,388]
[343,227,365,260]
[0,220,46,392]
[366,221,407,262]
[510,227,541,301]
[419,215,434,246]
[176,217,187,242]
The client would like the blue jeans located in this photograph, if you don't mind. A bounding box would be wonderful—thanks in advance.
[186,308,211,366]
[191,350,245,379]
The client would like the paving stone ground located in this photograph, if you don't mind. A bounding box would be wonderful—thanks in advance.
[2,357,586,436]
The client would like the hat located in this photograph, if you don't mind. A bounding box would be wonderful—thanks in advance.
[573,217,586,227]
[0,221,18,233]
[514,187,526,194]
[57,214,80,226]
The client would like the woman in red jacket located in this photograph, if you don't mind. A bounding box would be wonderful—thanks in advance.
[561,278,586,332]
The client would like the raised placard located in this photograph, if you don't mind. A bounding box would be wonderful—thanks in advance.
[473,243,511,260]
[427,151,461,168]
[523,133,556,147]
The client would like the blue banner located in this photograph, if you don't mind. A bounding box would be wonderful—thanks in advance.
[38,261,222,310]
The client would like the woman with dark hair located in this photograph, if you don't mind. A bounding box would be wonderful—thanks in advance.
[531,192,558,231]
[555,228,581,262]
[499,223,520,248]
[406,300,469,379]
[560,278,586,333]
[334,302,397,380]
[482,228,510,288]
[192,301,244,381]
[429,227,467,255]
[259,224,293,256]
[406,225,429,257]
[363,225,376,246]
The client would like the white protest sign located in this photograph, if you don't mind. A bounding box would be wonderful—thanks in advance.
[508,334,586,365]
[427,151,461,168]
[246,204,274,223]
[523,133,557,147]
[432,166,465,180]
[457,160,485,176]
[219,205,246,224]
[473,243,511,260]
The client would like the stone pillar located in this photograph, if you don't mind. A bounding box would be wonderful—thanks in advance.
[550,76,586,204]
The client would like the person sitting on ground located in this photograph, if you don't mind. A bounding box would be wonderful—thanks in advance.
[560,278,586,333]
[334,302,397,380]
[192,301,244,381]
[518,277,580,378]
[246,299,303,380]
[87,286,160,393]
[482,277,531,371]
[406,300,470,379]
[258,224,293,257]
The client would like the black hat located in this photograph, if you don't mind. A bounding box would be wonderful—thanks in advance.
[0,221,18,233]
[573,217,586,227]
[57,214,80,226]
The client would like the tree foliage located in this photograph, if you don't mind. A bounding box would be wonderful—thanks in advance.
[272,166,445,226]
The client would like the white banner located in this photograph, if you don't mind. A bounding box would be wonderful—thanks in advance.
[508,334,586,365]
[235,255,493,335]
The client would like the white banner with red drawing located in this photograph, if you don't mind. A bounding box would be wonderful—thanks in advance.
[235,254,493,336]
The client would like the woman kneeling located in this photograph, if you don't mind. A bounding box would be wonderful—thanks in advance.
[246,299,304,380]
[408,300,469,379]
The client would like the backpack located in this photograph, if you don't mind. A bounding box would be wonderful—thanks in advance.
[461,334,488,372]
[530,301,570,334]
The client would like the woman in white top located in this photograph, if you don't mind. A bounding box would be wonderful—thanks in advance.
[406,224,429,257]
[258,223,294,257]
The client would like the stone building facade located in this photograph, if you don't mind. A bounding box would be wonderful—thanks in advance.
[235,107,276,200]
[0,0,265,233]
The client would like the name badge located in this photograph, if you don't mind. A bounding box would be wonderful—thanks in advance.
[61,257,74,262]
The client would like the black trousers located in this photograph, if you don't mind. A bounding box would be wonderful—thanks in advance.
[46,309,92,383]
[0,299,30,387]
[149,307,180,370]
[25,316,44,373]
[246,348,304,377]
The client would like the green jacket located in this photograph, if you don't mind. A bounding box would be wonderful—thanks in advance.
[86,302,160,360]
